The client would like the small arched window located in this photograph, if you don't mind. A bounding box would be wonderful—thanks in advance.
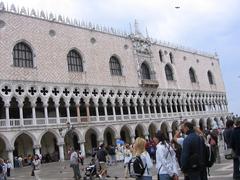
[67,49,83,72]
[109,56,122,76]
[189,67,197,83]
[169,52,174,64]
[207,71,214,85]
[141,63,151,80]
[159,50,163,62]
[165,64,174,81]
[13,42,33,68]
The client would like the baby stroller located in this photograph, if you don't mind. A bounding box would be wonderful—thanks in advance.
[84,158,97,180]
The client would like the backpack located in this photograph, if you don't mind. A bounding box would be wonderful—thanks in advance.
[205,144,216,168]
[128,156,146,177]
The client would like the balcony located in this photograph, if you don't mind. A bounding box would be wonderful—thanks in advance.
[0,110,230,129]
[141,79,159,88]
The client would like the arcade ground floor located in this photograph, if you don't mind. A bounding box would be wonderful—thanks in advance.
[0,112,229,166]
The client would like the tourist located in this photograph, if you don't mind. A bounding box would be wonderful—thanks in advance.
[5,159,12,177]
[123,144,132,178]
[181,122,205,180]
[134,137,153,180]
[70,149,81,180]
[32,154,41,180]
[231,119,240,179]
[96,143,108,179]
[156,131,179,180]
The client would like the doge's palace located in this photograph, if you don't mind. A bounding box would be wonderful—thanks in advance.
[0,2,229,164]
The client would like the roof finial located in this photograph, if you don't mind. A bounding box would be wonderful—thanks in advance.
[134,19,140,35]
[146,27,149,39]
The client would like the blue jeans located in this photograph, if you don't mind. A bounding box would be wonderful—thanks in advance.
[158,174,171,180]
[136,176,152,180]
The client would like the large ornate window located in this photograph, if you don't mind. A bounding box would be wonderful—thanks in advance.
[189,67,197,83]
[165,64,174,81]
[13,42,33,68]
[159,50,163,62]
[67,49,83,72]
[109,56,122,76]
[141,62,151,79]
[207,71,214,85]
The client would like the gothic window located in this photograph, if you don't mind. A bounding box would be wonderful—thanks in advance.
[159,50,163,62]
[141,62,151,80]
[109,56,122,76]
[189,67,197,83]
[165,64,174,81]
[207,71,214,85]
[169,52,174,64]
[13,42,33,68]
[67,49,83,72]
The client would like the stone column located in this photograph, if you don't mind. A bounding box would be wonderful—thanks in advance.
[66,103,70,122]
[95,104,99,121]
[120,104,124,120]
[76,103,80,122]
[112,104,116,121]
[175,104,178,113]
[159,104,163,118]
[32,104,37,125]
[86,103,90,121]
[58,142,65,161]
[80,142,86,157]
[147,104,151,115]
[19,103,24,126]
[141,103,145,118]
[5,104,10,127]
[43,103,48,125]
[134,105,138,117]
[153,104,157,118]
[164,104,168,116]
[103,104,108,121]
[7,147,14,166]
[127,104,131,119]
[169,103,173,116]
[55,104,60,124]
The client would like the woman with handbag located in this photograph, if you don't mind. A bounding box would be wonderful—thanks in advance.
[156,131,179,180]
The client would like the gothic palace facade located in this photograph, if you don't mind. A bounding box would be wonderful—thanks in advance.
[0,3,229,164]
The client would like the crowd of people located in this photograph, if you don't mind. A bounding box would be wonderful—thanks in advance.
[1,118,240,180]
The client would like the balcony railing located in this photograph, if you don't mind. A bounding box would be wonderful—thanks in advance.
[0,110,230,128]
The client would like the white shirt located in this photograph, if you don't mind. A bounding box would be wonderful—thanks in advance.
[156,143,179,177]
[140,151,153,177]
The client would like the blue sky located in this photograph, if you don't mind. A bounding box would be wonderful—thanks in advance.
[3,0,240,115]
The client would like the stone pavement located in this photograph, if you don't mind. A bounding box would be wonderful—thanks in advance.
[7,156,234,180]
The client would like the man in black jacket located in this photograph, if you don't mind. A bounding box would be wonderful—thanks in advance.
[181,122,205,180]
[231,120,240,180]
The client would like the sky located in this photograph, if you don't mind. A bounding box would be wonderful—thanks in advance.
[2,0,240,115]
